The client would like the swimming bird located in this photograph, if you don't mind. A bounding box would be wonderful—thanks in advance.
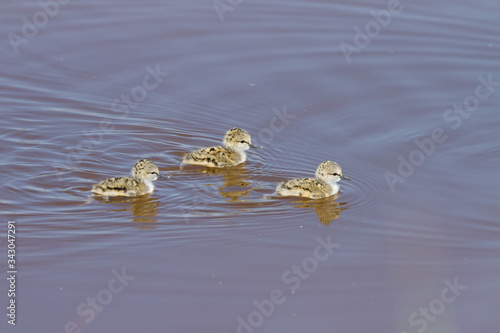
[274,161,350,199]
[91,159,166,197]
[182,128,262,168]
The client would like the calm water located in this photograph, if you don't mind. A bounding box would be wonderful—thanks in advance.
[1,0,499,332]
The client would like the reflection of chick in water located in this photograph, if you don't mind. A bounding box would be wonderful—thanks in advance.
[292,195,343,225]
[130,196,159,224]
[93,195,159,225]
[196,164,252,201]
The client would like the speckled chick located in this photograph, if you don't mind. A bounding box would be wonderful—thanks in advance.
[275,161,350,199]
[91,159,164,197]
[182,128,262,168]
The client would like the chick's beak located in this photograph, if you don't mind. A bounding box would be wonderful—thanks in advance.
[249,143,263,149]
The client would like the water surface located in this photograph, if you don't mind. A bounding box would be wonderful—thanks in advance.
[1,0,499,332]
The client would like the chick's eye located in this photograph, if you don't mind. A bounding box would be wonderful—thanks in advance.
[332,173,339,176]
[240,140,247,144]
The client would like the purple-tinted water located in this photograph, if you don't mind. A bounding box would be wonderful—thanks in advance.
[1,0,499,332]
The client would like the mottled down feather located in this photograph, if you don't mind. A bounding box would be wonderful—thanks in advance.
[276,178,332,199]
[91,177,148,197]
[182,146,243,168]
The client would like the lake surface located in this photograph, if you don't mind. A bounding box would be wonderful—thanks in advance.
[1,0,499,332]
